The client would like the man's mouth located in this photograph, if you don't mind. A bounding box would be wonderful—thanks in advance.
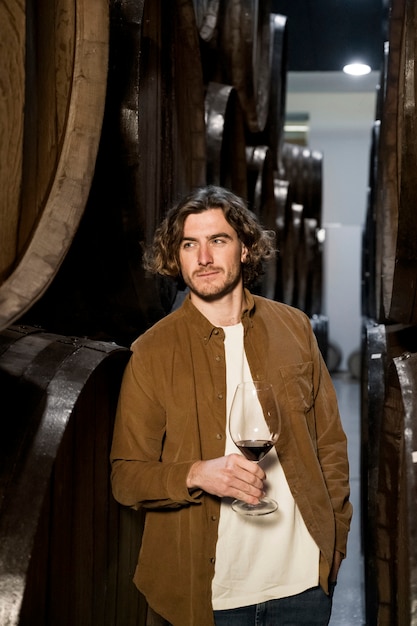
[195,269,221,278]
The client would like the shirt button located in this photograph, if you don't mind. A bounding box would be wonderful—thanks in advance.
[211,515,217,521]
[210,557,216,564]
[215,355,221,361]
[216,433,223,440]
[217,393,223,400]
[213,329,219,335]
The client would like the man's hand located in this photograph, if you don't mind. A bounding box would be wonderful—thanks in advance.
[186,454,265,505]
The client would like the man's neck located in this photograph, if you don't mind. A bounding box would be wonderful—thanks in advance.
[189,288,246,327]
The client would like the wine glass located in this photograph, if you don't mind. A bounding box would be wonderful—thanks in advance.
[229,380,281,515]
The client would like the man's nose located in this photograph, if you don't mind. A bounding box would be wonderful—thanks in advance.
[197,244,213,265]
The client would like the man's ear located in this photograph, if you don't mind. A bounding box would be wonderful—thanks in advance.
[241,244,248,262]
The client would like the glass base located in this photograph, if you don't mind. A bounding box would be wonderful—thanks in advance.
[231,497,278,516]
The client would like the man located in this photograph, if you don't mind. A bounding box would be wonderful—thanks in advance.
[110,185,352,626]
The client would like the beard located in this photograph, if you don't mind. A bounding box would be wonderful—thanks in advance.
[182,266,243,302]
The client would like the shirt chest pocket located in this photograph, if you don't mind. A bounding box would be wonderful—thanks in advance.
[279,362,317,450]
[279,362,314,411]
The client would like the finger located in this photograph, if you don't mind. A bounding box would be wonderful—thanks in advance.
[232,483,265,505]
[223,469,265,500]
[235,467,264,491]
[222,459,265,489]
[228,454,266,480]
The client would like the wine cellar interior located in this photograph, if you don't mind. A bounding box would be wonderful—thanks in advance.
[1,1,417,624]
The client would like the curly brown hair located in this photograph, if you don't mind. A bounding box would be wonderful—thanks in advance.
[142,185,276,287]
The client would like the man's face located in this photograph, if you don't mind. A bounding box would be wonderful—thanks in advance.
[178,208,247,301]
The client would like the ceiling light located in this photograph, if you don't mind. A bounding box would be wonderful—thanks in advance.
[343,62,372,76]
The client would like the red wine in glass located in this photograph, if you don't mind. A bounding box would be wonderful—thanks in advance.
[235,439,275,462]
[229,381,281,515]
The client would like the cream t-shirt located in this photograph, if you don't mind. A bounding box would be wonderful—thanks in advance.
[211,323,320,610]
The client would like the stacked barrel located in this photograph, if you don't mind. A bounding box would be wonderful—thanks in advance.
[361,0,417,623]
[0,327,140,626]
[0,0,108,334]
[200,2,324,322]
[0,0,325,345]
[0,1,326,624]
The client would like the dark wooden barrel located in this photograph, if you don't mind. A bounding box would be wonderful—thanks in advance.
[277,143,324,316]
[302,217,323,316]
[112,0,206,242]
[205,82,248,198]
[216,0,273,134]
[0,326,148,626]
[279,201,322,316]
[281,143,323,225]
[393,351,417,626]
[18,0,207,346]
[280,201,303,309]
[245,13,288,172]
[246,145,279,300]
[373,0,402,322]
[362,38,386,322]
[361,319,387,626]
[362,321,417,625]
[0,0,109,331]
[246,146,274,218]
[374,0,417,325]
[272,176,290,303]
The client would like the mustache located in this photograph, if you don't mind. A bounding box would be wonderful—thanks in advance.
[193,267,222,276]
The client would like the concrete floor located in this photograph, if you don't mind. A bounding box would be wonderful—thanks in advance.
[329,373,365,625]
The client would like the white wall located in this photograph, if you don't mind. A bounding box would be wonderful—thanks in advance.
[286,76,377,370]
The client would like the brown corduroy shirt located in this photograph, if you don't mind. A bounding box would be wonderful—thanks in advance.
[110,290,352,626]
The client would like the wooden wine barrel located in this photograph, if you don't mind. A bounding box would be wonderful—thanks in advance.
[393,351,417,626]
[362,41,385,321]
[0,326,148,626]
[374,343,413,626]
[0,0,109,331]
[364,322,417,625]
[281,143,323,225]
[279,142,324,315]
[112,0,206,244]
[279,194,323,316]
[205,82,248,199]
[310,314,329,365]
[277,197,323,318]
[18,0,207,345]
[246,13,288,172]
[280,201,304,309]
[302,217,323,317]
[375,0,417,325]
[361,320,387,626]
[217,0,273,133]
[375,41,389,126]
[373,0,401,323]
[246,146,274,219]
[272,176,291,303]
[246,146,278,300]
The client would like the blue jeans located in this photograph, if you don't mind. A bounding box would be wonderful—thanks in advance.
[213,584,336,626]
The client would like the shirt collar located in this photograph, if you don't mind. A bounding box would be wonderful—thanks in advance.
[181,289,255,342]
